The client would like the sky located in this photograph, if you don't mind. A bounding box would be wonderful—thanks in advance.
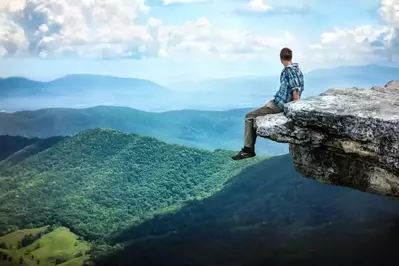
[0,0,398,84]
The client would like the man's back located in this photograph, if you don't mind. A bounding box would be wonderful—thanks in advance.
[274,63,304,109]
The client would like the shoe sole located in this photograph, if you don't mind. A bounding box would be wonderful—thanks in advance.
[231,154,256,160]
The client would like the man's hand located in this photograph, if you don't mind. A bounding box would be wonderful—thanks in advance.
[292,89,300,101]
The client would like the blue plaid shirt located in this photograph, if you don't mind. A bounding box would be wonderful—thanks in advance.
[274,63,304,109]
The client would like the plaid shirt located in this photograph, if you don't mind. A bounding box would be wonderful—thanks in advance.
[274,63,304,109]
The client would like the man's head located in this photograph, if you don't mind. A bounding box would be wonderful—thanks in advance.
[280,47,292,66]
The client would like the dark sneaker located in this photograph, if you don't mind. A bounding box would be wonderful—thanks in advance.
[231,147,256,160]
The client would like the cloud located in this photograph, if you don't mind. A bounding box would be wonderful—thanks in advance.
[1,0,399,68]
[146,0,207,6]
[163,0,206,5]
[161,16,295,61]
[235,0,311,16]
[0,1,28,57]
[244,0,273,12]
[0,0,163,59]
[0,0,294,60]
[304,0,399,66]
[379,0,399,26]
[305,26,396,67]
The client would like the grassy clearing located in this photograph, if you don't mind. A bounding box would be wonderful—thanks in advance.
[0,226,90,266]
[0,227,48,249]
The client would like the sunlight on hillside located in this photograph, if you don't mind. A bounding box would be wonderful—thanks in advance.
[0,226,90,266]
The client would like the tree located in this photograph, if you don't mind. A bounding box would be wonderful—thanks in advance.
[21,233,38,247]
[0,251,8,261]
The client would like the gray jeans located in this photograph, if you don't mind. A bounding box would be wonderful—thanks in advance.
[244,100,283,148]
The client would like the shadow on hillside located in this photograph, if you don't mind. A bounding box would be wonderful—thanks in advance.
[97,155,399,266]
[0,135,66,164]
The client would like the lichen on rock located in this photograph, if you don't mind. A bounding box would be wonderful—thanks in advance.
[255,80,399,197]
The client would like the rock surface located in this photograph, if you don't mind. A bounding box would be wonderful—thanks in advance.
[256,80,399,197]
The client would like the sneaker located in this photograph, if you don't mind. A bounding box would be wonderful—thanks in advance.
[231,147,256,160]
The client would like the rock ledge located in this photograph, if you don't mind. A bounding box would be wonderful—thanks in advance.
[256,81,399,197]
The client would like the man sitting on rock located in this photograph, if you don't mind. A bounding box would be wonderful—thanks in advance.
[232,47,304,160]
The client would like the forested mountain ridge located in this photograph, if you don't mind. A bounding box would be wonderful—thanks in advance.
[0,135,65,164]
[0,129,265,241]
[1,132,399,266]
[95,155,399,266]
[0,105,287,155]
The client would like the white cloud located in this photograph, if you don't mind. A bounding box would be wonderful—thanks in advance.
[0,0,294,60]
[237,0,311,15]
[0,0,154,58]
[379,0,399,26]
[163,0,206,5]
[244,0,273,12]
[1,0,399,67]
[160,16,294,60]
[304,0,399,67]
[0,1,28,57]
[305,25,396,68]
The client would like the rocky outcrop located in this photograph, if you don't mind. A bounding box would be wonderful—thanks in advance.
[256,81,399,198]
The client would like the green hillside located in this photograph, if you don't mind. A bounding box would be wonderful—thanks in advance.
[0,129,265,241]
[0,136,65,165]
[2,132,398,266]
[95,155,399,266]
[0,106,287,155]
[0,226,90,266]
[0,136,40,161]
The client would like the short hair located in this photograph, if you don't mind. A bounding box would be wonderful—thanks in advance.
[280,47,292,61]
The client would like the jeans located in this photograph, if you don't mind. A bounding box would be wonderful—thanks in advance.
[244,100,283,149]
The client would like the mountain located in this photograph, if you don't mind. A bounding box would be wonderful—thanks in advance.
[2,136,65,165]
[170,64,399,99]
[0,135,40,161]
[171,75,278,95]
[0,77,46,97]
[0,74,168,97]
[95,154,399,266]
[0,130,264,241]
[3,65,397,113]
[48,74,167,93]
[0,225,91,266]
[303,64,399,96]
[0,106,288,156]
[1,133,399,266]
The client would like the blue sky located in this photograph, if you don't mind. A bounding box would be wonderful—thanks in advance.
[0,0,398,84]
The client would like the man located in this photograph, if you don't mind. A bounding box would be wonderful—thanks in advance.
[232,47,304,160]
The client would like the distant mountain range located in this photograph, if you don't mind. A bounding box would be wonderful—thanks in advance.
[0,105,288,156]
[1,64,398,112]
[2,64,398,98]
[170,64,399,98]
[0,74,168,97]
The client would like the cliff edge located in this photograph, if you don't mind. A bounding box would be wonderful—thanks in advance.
[256,80,399,197]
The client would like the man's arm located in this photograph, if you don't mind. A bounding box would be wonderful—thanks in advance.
[286,68,301,101]
[292,89,300,101]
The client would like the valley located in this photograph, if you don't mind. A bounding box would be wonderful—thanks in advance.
[1,132,399,266]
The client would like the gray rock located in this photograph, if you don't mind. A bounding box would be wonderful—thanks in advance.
[255,80,399,197]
